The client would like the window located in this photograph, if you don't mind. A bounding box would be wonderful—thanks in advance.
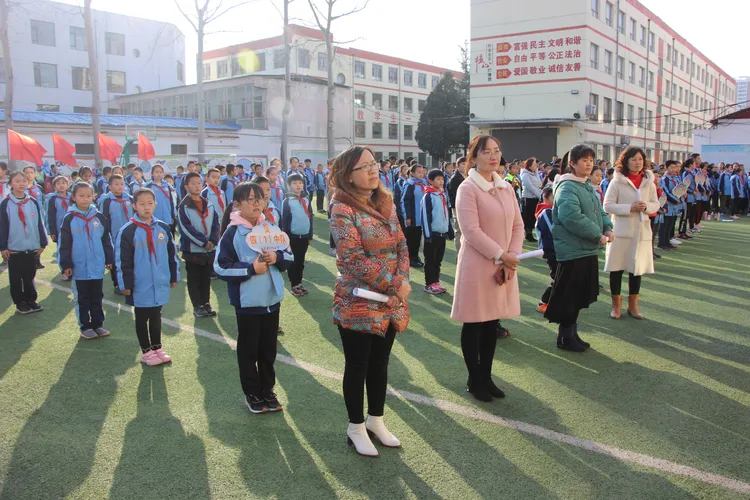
[217,60,228,78]
[372,64,382,81]
[372,122,382,139]
[389,67,398,84]
[404,70,413,86]
[355,121,365,138]
[605,2,613,27]
[70,26,86,51]
[677,120,682,136]
[690,60,695,77]
[71,66,91,90]
[602,145,611,162]
[638,66,645,88]
[637,107,644,128]
[372,93,382,110]
[679,86,684,104]
[604,50,612,74]
[627,104,634,125]
[591,0,600,18]
[616,56,624,80]
[389,123,398,140]
[171,144,188,155]
[617,10,625,34]
[354,60,365,78]
[647,110,653,130]
[177,61,184,82]
[33,62,57,88]
[418,99,426,112]
[615,100,624,124]
[603,98,612,122]
[590,93,599,119]
[203,63,211,80]
[648,71,654,90]
[404,125,413,141]
[673,48,678,65]
[75,143,94,154]
[105,32,125,56]
[107,108,118,115]
[680,54,684,71]
[298,48,310,69]
[629,18,636,40]
[590,43,599,70]
[404,97,413,113]
[37,104,59,112]
[672,82,676,99]
[666,44,671,62]
[690,92,694,108]
[31,20,55,46]
[418,73,427,88]
[628,61,635,83]
[73,107,93,114]
[658,57,663,76]
[106,70,126,93]
[640,26,646,47]
[274,49,286,69]
[648,32,655,52]
[257,53,266,71]
[231,56,246,76]
[388,95,398,111]
[432,75,439,89]
[354,91,365,108]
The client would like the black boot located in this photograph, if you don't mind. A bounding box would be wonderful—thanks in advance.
[557,324,586,352]
[486,378,506,398]
[573,324,590,349]
[466,376,492,402]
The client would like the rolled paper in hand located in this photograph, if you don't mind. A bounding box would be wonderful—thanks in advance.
[494,249,544,264]
[353,288,389,303]
[635,189,646,222]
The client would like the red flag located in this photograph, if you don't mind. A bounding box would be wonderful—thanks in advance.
[52,133,77,167]
[8,129,47,165]
[137,133,155,161]
[98,132,121,164]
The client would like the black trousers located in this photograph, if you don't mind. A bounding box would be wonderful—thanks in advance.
[329,232,336,250]
[659,215,677,247]
[522,198,538,237]
[185,260,212,308]
[609,271,642,295]
[423,235,446,286]
[679,203,695,233]
[339,325,396,424]
[8,251,38,305]
[405,225,422,261]
[74,279,105,331]
[460,320,498,387]
[109,266,118,288]
[236,310,280,397]
[316,190,325,211]
[720,195,732,215]
[289,237,309,287]
[541,254,558,304]
[134,306,162,352]
[711,194,720,213]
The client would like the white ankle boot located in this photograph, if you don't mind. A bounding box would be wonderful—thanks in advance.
[365,415,401,448]
[347,423,378,457]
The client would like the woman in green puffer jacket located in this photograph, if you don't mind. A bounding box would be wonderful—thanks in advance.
[543,144,614,352]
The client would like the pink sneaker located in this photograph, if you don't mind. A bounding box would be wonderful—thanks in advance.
[435,283,447,293]
[141,350,163,366]
[154,348,172,363]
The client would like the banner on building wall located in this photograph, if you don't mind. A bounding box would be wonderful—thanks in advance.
[473,30,584,84]
[701,144,750,165]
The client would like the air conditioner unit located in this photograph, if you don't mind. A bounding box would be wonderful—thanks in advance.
[620,136,631,145]
[585,104,597,116]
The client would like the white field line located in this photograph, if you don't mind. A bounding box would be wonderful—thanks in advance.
[38,280,750,495]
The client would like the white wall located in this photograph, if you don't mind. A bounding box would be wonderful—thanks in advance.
[694,120,750,165]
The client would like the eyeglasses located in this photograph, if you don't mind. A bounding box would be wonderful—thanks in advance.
[245,197,263,205]
[352,161,380,174]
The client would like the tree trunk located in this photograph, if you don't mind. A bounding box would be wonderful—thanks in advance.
[325,30,334,157]
[280,0,290,169]
[197,16,205,162]
[0,0,13,142]
[84,0,101,167]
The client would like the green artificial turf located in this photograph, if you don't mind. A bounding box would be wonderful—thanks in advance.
[0,214,748,499]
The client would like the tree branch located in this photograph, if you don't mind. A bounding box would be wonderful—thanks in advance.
[306,0,325,30]
[206,0,251,24]
[174,0,198,32]
[330,0,368,21]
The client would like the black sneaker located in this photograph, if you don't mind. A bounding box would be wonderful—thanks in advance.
[114,286,124,296]
[245,395,268,414]
[193,305,210,318]
[15,303,33,315]
[27,302,43,313]
[265,392,283,412]
[203,303,217,317]
[410,259,424,269]
[36,262,45,269]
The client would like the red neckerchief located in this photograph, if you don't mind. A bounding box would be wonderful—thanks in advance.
[595,187,604,204]
[381,172,392,188]
[151,182,171,204]
[424,186,448,218]
[56,193,69,212]
[271,182,282,202]
[208,185,225,212]
[111,196,129,219]
[28,185,38,200]
[130,218,158,263]
[14,197,31,233]
[263,208,276,224]
[192,198,210,233]
[296,196,310,218]
[71,210,97,250]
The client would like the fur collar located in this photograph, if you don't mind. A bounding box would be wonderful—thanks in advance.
[468,169,509,192]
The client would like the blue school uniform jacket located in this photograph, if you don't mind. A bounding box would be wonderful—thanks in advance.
[214,223,294,315]
[201,185,227,217]
[313,172,326,192]
[115,215,180,308]
[379,171,394,191]
[129,179,147,193]
[268,180,285,214]
[146,180,176,225]
[731,174,747,199]
[58,205,114,280]
[718,172,731,196]
[304,167,316,194]
[98,192,134,238]
[286,168,308,191]
[421,190,454,240]
[95,176,110,197]
[177,196,219,256]
[174,174,185,199]
[535,207,555,257]
[27,184,44,212]
[401,178,427,227]
[661,175,683,217]
[220,175,238,203]
[0,194,48,251]
[600,178,611,197]
[281,195,314,238]
[682,169,698,203]
[394,178,407,218]
[45,193,70,239]
[264,202,281,227]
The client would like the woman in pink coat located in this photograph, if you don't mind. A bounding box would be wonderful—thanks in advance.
[451,135,524,402]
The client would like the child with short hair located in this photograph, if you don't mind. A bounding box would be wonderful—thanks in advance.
[421,169,454,294]
[251,176,281,225]
[201,167,227,216]
[45,176,71,280]
[146,164,176,228]
[535,186,556,313]
[214,182,294,413]
[98,174,134,294]
[281,173,313,297]
[266,166,285,215]
[116,188,180,366]
[0,161,9,199]
[179,172,220,318]
[24,166,44,204]
[314,164,327,213]
[401,163,427,267]
[589,165,604,206]
[59,182,115,339]
[129,166,146,192]
[220,164,238,202]
[77,166,95,188]
[96,166,112,197]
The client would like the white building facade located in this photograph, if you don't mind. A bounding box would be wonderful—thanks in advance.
[201,25,459,165]
[1,0,185,114]
[736,76,749,108]
[470,0,738,164]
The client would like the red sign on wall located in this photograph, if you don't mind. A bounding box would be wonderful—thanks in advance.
[496,55,511,66]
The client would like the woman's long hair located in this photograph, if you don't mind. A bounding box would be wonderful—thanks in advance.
[329,146,391,210]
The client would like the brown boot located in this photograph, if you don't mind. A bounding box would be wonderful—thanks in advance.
[610,295,622,319]
[627,294,643,320]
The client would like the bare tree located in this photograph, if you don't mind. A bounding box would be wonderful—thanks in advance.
[84,0,101,167]
[307,0,367,157]
[174,0,251,160]
[0,0,13,147]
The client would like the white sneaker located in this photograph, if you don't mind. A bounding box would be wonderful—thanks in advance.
[347,423,378,457]
[366,415,401,448]
[670,239,682,246]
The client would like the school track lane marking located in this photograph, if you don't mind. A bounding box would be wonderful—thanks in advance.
[37,279,750,495]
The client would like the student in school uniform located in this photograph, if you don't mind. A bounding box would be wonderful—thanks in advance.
[447,157,467,255]
[400,163,428,268]
[303,159,316,197]
[679,159,699,236]
[658,160,682,251]
[59,182,115,339]
[0,161,9,200]
[730,167,747,218]
[74,166,96,190]
[718,165,733,219]
[98,174,133,294]
[146,164,176,230]
[124,163,136,186]
[179,172,220,318]
[250,175,281,226]
[421,169,454,295]
[214,182,294,414]
[286,157,308,193]
[379,161,394,192]
[0,171,48,314]
[534,186,555,313]
[281,173,313,297]
[201,168,228,216]
[220,164,238,203]
[266,165,285,219]
[23,166,46,270]
[116,188,180,366]
[313,164,327,213]
[174,166,185,198]
[95,166,112,198]
[129,166,147,193]
[393,165,409,229]
[45,176,71,280]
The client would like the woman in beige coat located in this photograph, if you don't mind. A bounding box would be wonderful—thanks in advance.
[603,147,660,319]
